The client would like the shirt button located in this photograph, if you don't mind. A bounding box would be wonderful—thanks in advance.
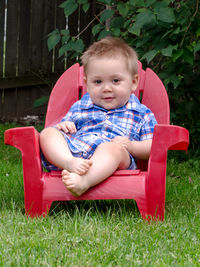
[105,119,112,125]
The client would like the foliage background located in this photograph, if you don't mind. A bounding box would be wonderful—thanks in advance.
[47,0,200,152]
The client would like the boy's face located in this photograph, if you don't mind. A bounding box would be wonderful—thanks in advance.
[84,57,138,110]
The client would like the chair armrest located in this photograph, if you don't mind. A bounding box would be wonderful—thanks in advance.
[5,127,44,216]
[145,124,189,220]
[148,124,189,176]
[4,126,42,178]
[151,124,189,155]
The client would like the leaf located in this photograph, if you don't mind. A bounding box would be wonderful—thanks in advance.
[100,9,114,23]
[169,74,181,89]
[156,6,175,23]
[59,44,68,57]
[161,45,178,57]
[77,0,87,4]
[61,29,70,36]
[60,0,78,16]
[117,3,130,18]
[140,50,158,63]
[111,27,121,37]
[183,49,194,65]
[110,16,124,29]
[33,96,49,108]
[173,27,180,35]
[145,0,156,7]
[196,28,200,37]
[135,10,156,27]
[83,3,90,13]
[77,0,90,12]
[172,49,184,62]
[61,29,70,44]
[98,0,112,5]
[73,39,85,53]
[129,0,145,7]
[194,42,200,53]
[62,40,75,52]
[98,29,111,40]
[92,24,103,36]
[128,24,141,36]
[129,10,156,36]
[47,29,60,51]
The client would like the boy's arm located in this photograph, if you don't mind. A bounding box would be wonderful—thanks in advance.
[112,137,152,160]
[128,139,152,160]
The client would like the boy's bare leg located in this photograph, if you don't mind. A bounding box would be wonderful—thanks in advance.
[62,142,130,196]
[40,127,92,175]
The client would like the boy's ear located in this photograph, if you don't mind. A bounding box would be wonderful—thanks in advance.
[83,76,87,84]
[132,74,139,92]
[83,76,90,92]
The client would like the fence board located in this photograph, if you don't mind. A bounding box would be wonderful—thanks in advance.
[0,0,5,77]
[18,0,31,75]
[65,8,79,68]
[79,0,94,50]
[5,0,19,77]
[30,0,44,71]
[42,0,56,73]
[1,88,17,117]
[53,0,66,72]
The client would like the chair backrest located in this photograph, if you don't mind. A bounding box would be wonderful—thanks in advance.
[45,61,170,127]
[135,62,170,124]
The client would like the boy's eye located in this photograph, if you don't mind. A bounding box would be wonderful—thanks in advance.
[113,79,120,83]
[94,80,102,84]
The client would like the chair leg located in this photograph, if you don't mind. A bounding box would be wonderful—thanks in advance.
[136,199,164,221]
[136,199,148,220]
[25,200,52,217]
[42,201,53,217]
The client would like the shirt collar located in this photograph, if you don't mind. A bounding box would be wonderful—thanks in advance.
[80,92,142,112]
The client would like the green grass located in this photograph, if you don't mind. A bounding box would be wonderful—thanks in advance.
[0,123,200,266]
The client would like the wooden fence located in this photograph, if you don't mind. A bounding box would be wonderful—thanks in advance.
[0,0,94,121]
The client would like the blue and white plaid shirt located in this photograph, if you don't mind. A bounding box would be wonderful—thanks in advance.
[42,92,157,170]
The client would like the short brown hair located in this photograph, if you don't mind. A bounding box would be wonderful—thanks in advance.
[81,37,138,75]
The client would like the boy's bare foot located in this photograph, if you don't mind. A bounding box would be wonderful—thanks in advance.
[66,157,92,175]
[62,169,89,196]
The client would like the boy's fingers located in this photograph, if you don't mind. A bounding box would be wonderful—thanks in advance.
[66,122,76,133]
[56,122,77,133]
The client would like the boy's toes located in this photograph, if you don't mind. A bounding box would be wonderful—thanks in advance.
[88,159,93,166]
[61,169,70,180]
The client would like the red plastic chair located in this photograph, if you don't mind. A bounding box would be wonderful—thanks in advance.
[4,62,189,220]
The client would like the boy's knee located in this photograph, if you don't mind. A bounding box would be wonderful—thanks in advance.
[98,141,127,156]
[40,127,56,140]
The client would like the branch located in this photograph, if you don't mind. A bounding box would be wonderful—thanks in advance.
[74,9,105,40]
[180,0,199,47]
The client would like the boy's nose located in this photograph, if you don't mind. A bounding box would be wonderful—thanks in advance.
[102,83,112,92]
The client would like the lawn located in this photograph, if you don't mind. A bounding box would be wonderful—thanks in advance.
[0,123,200,266]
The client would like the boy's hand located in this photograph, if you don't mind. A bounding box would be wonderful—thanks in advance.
[56,121,77,134]
[112,137,152,160]
[111,136,131,152]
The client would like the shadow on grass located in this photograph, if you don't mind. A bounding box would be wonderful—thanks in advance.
[49,199,140,218]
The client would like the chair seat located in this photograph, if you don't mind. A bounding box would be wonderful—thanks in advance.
[44,169,145,201]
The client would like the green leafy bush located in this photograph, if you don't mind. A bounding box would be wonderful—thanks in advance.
[47,0,200,151]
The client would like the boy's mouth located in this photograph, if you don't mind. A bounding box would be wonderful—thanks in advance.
[103,97,114,102]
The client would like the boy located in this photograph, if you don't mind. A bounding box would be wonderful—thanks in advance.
[40,37,157,196]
